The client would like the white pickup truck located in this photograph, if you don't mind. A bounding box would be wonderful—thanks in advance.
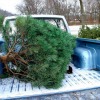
[0,15,100,100]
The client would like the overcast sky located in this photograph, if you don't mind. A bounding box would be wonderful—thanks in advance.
[0,0,23,14]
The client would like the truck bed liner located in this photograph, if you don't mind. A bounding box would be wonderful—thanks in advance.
[0,64,100,99]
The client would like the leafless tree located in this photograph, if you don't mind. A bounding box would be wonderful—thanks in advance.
[70,0,80,24]
[17,0,69,17]
[16,0,45,14]
[16,0,100,25]
[83,0,96,24]
[96,0,100,23]
[79,0,85,27]
[44,0,55,14]
[45,0,67,15]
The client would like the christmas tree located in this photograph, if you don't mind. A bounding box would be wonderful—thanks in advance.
[0,15,4,31]
[1,16,76,88]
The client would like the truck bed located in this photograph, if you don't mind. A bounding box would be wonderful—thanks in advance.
[0,64,100,100]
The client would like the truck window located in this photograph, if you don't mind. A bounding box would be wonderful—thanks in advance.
[7,17,67,34]
[43,18,66,31]
[9,20,16,34]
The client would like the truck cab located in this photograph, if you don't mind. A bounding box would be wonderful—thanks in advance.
[3,15,71,34]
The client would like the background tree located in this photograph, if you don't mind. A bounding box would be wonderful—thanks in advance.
[16,0,45,14]
[79,0,85,27]
[0,15,4,31]
[96,0,100,23]
[17,0,100,25]
[17,0,71,23]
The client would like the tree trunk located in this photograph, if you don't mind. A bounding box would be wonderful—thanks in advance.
[79,0,85,28]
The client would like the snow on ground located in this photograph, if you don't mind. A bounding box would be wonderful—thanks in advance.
[69,25,80,36]
[69,25,98,36]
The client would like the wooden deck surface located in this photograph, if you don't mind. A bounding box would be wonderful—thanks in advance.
[0,64,100,99]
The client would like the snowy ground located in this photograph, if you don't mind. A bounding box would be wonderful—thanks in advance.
[69,25,98,36]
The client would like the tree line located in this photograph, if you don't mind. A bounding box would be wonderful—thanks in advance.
[0,9,14,17]
[16,0,100,25]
